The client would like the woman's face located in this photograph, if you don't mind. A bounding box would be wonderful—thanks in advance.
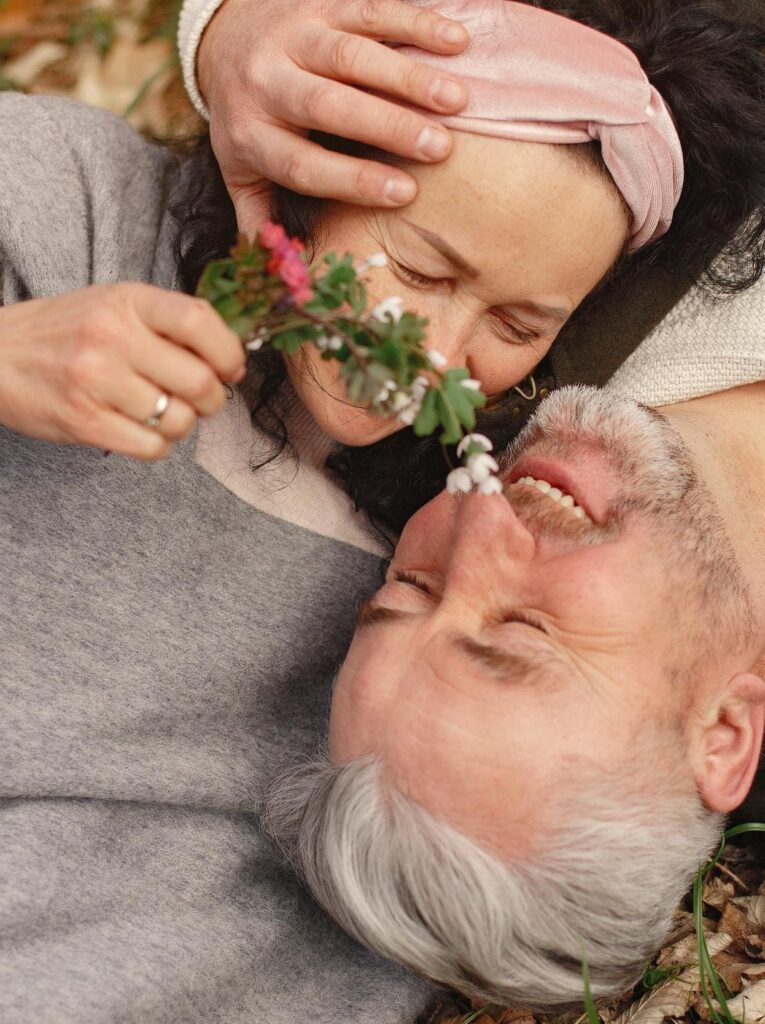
[285,133,630,445]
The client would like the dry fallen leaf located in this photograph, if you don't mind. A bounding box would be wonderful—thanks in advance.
[3,41,68,86]
[613,934,732,1024]
[734,895,765,930]
[722,978,765,1024]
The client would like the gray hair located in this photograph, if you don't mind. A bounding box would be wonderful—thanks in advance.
[264,750,722,1011]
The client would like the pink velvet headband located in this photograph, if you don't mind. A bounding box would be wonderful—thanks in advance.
[396,0,685,251]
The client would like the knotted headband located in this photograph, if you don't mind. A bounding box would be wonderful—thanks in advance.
[395,0,685,251]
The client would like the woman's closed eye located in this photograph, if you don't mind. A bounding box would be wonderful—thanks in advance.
[392,261,542,347]
[392,261,451,291]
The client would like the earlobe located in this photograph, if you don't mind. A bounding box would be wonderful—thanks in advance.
[694,673,765,813]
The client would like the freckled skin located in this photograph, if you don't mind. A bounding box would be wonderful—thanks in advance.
[285,134,629,446]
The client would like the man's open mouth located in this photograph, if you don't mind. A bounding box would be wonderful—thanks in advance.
[509,474,593,523]
[504,452,609,526]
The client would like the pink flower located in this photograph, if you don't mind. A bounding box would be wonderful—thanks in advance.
[291,285,313,306]
[279,252,311,291]
[259,221,287,249]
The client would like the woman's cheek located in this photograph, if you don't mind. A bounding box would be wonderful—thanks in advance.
[469,337,548,395]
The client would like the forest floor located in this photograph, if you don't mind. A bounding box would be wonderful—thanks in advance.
[2,4,764,1024]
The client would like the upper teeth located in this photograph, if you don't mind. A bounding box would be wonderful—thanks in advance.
[515,476,592,523]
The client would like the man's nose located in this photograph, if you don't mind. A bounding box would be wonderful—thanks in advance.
[441,491,537,608]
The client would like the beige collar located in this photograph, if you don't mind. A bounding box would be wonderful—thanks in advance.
[194,388,389,558]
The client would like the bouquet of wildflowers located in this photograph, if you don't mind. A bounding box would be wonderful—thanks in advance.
[197,223,502,494]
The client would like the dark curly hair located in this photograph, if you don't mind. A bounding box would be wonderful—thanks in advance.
[173,0,765,535]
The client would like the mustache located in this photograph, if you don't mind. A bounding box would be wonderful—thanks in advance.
[502,485,619,546]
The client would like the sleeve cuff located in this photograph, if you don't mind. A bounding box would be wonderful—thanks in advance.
[177,0,229,121]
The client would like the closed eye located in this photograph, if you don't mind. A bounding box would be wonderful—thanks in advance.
[392,262,450,289]
[393,570,433,596]
[501,610,549,633]
[491,314,539,346]
[394,262,542,346]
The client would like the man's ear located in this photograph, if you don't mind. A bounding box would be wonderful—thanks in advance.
[693,673,765,813]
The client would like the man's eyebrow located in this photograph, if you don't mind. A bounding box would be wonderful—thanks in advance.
[402,219,480,280]
[355,605,567,687]
[355,601,410,631]
[454,635,565,687]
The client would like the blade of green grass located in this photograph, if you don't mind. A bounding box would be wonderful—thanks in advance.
[582,947,601,1024]
[122,55,177,120]
[460,1006,492,1024]
[693,822,765,1024]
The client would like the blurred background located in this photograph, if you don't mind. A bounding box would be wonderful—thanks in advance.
[0,0,198,138]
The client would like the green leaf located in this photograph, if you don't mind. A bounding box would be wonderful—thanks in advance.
[214,295,245,321]
[442,378,478,431]
[413,389,440,437]
[228,317,257,340]
[271,329,312,354]
[435,390,463,446]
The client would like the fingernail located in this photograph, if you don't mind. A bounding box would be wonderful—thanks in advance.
[383,177,417,204]
[432,77,464,109]
[416,125,450,160]
[439,20,466,45]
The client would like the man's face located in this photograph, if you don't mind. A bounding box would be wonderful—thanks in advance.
[329,388,751,856]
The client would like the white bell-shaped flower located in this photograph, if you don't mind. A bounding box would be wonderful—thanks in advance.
[456,433,493,458]
[446,467,474,494]
[372,296,405,322]
[467,452,500,484]
[478,476,503,496]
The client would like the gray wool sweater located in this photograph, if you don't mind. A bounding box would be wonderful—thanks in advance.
[2,91,763,1024]
[0,93,432,1023]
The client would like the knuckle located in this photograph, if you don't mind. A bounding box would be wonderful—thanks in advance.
[169,404,197,439]
[356,0,384,32]
[354,162,387,198]
[177,297,212,336]
[184,366,218,403]
[282,150,315,194]
[218,115,252,157]
[381,106,413,146]
[301,81,337,127]
[65,337,110,391]
[413,8,439,37]
[329,32,364,77]
[402,61,428,101]
[60,388,99,435]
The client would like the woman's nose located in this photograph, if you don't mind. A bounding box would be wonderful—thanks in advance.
[423,311,474,371]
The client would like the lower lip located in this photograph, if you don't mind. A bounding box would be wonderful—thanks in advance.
[506,453,612,525]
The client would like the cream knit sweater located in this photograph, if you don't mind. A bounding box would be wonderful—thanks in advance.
[606,275,765,405]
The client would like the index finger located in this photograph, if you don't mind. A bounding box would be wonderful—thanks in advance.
[135,288,246,383]
[337,0,469,51]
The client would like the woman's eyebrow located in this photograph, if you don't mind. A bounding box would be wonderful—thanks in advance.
[401,219,480,280]
[514,300,571,324]
[401,220,571,323]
